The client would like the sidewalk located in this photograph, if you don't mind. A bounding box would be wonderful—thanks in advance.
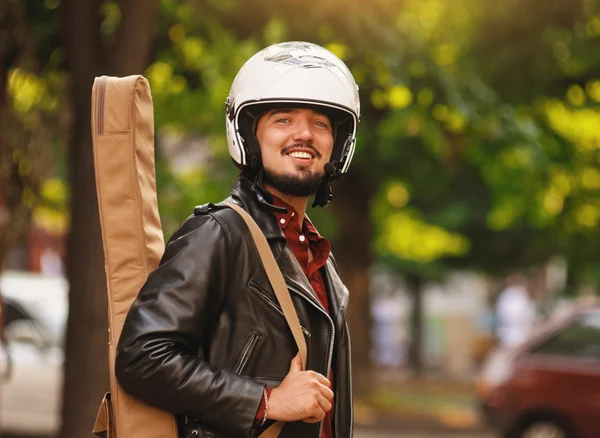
[354,369,490,435]
[355,426,495,438]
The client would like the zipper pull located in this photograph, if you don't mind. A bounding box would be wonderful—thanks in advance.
[302,326,311,338]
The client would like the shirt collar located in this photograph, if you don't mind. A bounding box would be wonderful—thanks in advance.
[271,195,328,247]
[271,195,299,230]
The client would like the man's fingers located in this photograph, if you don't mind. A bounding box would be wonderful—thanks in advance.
[312,372,331,387]
[316,393,333,413]
[306,399,326,421]
[301,394,332,424]
[289,352,302,373]
[318,384,334,402]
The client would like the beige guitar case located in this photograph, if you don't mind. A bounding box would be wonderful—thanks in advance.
[91,75,178,438]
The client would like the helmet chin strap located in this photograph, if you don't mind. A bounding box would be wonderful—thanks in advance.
[312,162,336,208]
[251,169,287,213]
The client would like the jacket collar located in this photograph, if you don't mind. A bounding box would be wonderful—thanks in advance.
[229,176,350,317]
[229,176,287,242]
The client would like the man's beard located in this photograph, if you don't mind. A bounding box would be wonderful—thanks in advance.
[263,166,323,197]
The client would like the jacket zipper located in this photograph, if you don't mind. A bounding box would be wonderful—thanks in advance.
[96,76,107,135]
[287,283,335,438]
[233,331,261,375]
[346,322,353,438]
[248,281,311,337]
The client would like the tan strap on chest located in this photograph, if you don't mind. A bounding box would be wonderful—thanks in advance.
[224,202,307,437]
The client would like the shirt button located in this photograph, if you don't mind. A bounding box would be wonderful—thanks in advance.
[299,235,306,242]
[280,218,286,224]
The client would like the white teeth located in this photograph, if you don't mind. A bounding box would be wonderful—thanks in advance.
[288,151,312,159]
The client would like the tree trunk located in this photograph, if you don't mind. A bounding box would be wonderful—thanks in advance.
[58,2,107,436]
[58,1,158,436]
[60,116,109,438]
[406,273,424,378]
[331,170,374,393]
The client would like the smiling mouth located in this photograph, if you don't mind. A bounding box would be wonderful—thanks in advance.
[287,151,314,159]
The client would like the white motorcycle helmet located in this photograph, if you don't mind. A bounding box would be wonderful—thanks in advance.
[225,41,360,180]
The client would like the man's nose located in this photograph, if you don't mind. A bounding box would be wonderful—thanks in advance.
[292,119,315,142]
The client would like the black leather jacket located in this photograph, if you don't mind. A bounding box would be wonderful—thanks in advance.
[115,177,353,438]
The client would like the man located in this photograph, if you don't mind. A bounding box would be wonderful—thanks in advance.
[495,273,535,349]
[115,41,360,438]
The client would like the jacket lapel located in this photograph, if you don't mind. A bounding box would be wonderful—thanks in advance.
[277,245,322,308]
[323,259,350,327]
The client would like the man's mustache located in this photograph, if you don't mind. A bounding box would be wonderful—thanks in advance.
[280,143,322,159]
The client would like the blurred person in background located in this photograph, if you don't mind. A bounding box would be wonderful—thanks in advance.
[114,42,360,438]
[495,273,536,349]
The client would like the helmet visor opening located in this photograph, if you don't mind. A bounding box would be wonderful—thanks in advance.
[241,102,352,137]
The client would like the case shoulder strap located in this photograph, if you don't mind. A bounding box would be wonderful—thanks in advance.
[223,202,307,368]
[223,202,307,438]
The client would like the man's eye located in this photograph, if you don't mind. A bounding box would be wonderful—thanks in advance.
[315,120,330,129]
[275,118,290,124]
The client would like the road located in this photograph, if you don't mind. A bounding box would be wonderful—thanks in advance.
[3,430,496,438]
[2,427,495,438]
[355,426,495,438]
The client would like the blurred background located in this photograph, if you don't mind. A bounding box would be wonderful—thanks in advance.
[2,0,600,437]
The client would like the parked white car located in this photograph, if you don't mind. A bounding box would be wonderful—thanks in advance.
[1,271,67,436]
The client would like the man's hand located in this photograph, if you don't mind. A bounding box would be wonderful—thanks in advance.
[267,353,333,423]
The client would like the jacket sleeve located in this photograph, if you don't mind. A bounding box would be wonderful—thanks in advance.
[115,213,264,437]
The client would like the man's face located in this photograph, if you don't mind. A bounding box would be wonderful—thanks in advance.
[255,107,334,197]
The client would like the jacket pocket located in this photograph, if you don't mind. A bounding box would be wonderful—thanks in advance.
[247,280,311,338]
[232,331,262,375]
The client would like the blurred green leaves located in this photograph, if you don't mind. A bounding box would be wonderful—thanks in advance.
[5,0,600,291]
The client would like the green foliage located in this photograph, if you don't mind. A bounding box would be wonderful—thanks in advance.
[7,0,600,291]
[1,0,68,250]
[143,0,600,289]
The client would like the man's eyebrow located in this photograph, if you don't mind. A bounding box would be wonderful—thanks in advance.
[267,109,293,119]
[267,108,329,119]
